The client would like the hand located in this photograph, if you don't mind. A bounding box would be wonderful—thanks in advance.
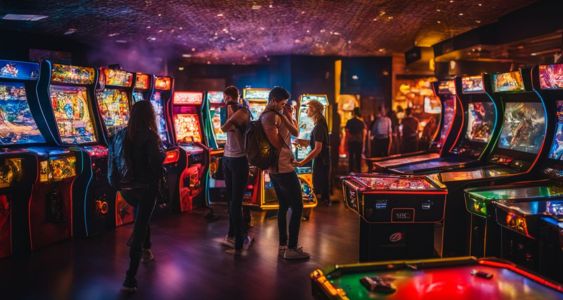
[293,160,303,167]
[283,104,293,117]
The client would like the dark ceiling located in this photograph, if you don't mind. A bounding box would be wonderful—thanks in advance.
[0,0,539,64]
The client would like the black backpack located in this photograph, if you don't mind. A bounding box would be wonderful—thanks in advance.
[244,110,282,170]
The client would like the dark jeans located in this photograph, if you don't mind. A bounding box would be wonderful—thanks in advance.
[347,141,362,173]
[223,156,249,250]
[312,161,330,203]
[371,138,389,157]
[121,186,157,280]
[270,171,303,249]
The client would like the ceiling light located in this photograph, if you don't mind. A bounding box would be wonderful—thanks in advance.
[269,4,273,8]
[158,29,163,33]
[372,18,378,21]
[251,5,262,10]
[178,67,184,71]
[2,14,48,21]
[306,29,310,33]
[379,11,386,16]
[146,25,151,29]
[64,28,77,35]
[108,32,120,37]
[182,54,192,58]
[531,53,537,56]
[157,13,162,17]
[320,29,326,33]
[378,48,385,52]
[147,36,156,41]
[207,61,211,64]
[437,20,442,24]
[478,3,482,6]
[352,75,359,80]
[449,0,454,3]
[458,13,464,16]
[179,27,183,30]
[387,16,393,20]
[301,11,306,14]
[191,48,196,52]
[115,40,128,44]
[475,20,481,23]
[217,13,224,17]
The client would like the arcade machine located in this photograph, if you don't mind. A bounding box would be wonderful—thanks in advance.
[132,72,152,102]
[93,67,134,227]
[367,80,461,171]
[243,88,269,119]
[38,61,116,237]
[169,91,208,212]
[0,60,77,256]
[343,68,548,258]
[202,91,228,207]
[387,74,500,175]
[464,64,563,280]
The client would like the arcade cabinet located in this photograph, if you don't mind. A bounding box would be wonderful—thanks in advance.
[0,60,78,256]
[169,91,208,212]
[367,80,461,171]
[38,61,116,237]
[132,72,152,102]
[93,67,134,227]
[387,74,501,174]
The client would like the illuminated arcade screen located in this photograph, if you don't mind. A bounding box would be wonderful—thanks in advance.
[423,96,441,114]
[95,89,130,135]
[102,69,133,87]
[548,100,563,160]
[135,73,150,90]
[150,91,170,143]
[243,88,270,100]
[173,92,202,105]
[465,102,495,143]
[207,91,224,104]
[462,76,484,93]
[50,85,97,144]
[0,82,45,145]
[249,101,267,120]
[173,114,202,143]
[437,98,455,148]
[539,64,563,90]
[132,91,144,103]
[493,71,525,92]
[498,102,545,154]
[209,106,226,144]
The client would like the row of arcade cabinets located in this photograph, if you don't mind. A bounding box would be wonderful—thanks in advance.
[341,64,562,281]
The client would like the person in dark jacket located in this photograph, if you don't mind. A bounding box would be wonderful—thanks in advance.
[109,100,165,293]
[294,100,331,206]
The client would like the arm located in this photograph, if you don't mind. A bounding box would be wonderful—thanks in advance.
[387,118,393,153]
[281,107,299,136]
[297,141,323,166]
[262,112,285,150]
[221,108,249,132]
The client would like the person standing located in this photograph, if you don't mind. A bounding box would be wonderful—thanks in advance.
[401,107,420,153]
[345,107,366,173]
[108,100,165,293]
[220,86,253,255]
[294,100,331,206]
[261,87,310,260]
[370,106,392,157]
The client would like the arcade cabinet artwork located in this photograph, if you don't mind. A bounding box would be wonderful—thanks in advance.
[243,88,269,119]
[0,60,77,256]
[95,68,134,227]
[202,91,228,206]
[170,91,208,212]
[132,72,152,102]
[38,61,117,237]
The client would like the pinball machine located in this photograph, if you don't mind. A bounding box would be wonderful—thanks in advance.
[367,80,462,171]
[342,68,549,259]
[202,91,228,206]
[169,91,208,212]
[93,67,134,227]
[463,63,563,281]
[386,74,501,175]
[37,61,116,237]
[0,60,78,256]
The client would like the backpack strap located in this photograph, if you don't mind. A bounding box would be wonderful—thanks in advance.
[260,109,291,149]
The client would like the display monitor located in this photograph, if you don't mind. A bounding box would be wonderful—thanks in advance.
[249,101,266,120]
[539,64,563,90]
[465,102,495,143]
[134,73,150,90]
[209,106,226,144]
[207,91,224,104]
[436,98,455,148]
[498,102,545,154]
[548,100,563,160]
[173,113,202,143]
[438,81,456,95]
[150,91,170,143]
[173,91,202,105]
[243,88,270,100]
[102,69,133,87]
[462,76,484,93]
[423,96,441,114]
[132,91,144,103]
[154,76,171,90]
[0,82,45,145]
[493,71,525,92]
[301,95,328,105]
[95,89,130,136]
[49,85,97,144]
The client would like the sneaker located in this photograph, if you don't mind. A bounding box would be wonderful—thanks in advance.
[242,236,254,250]
[283,247,310,260]
[278,245,288,258]
[141,249,154,263]
[220,235,235,248]
[122,277,137,293]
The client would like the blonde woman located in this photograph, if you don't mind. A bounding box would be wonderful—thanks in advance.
[294,100,331,205]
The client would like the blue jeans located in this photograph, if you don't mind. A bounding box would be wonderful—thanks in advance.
[223,157,249,250]
[270,171,303,248]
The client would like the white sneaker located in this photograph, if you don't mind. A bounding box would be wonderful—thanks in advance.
[283,247,310,260]
[243,236,254,250]
[220,235,235,248]
[278,245,288,258]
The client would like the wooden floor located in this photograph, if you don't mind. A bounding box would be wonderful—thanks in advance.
[0,193,359,300]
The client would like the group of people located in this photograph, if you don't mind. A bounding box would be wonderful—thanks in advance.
[108,86,330,292]
[345,106,420,173]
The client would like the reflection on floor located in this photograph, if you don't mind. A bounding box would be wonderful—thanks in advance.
[0,197,358,300]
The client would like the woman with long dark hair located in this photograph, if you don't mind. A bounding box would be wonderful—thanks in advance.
[109,100,165,292]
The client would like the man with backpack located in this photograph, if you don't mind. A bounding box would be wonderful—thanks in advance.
[220,86,253,255]
[257,87,310,260]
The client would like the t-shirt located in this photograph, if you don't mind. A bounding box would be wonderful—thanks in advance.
[402,116,419,138]
[310,117,330,166]
[371,116,392,139]
[346,117,365,143]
